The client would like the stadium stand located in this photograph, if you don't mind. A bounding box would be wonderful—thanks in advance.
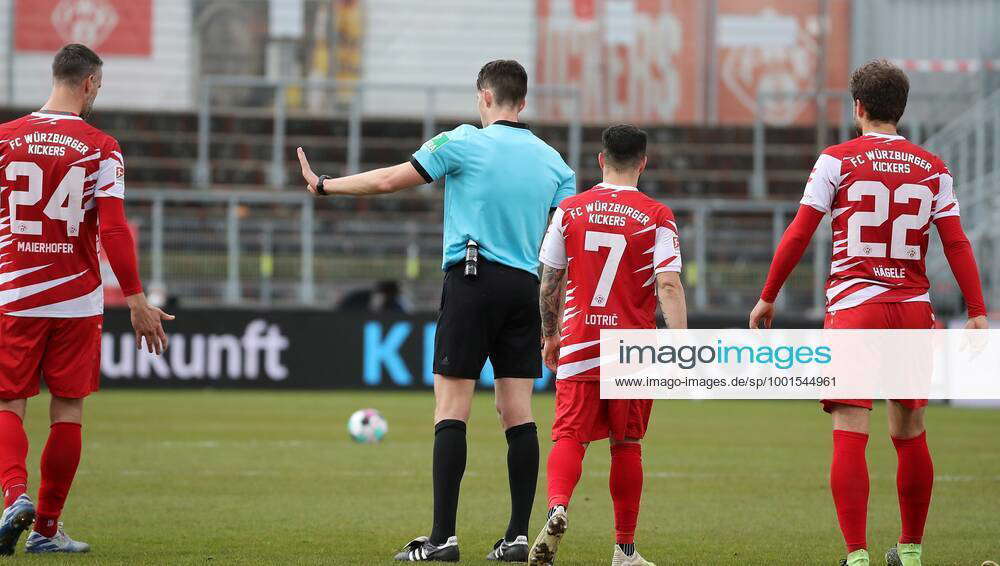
[0,108,823,201]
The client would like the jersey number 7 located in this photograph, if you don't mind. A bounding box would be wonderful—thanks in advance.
[584,230,626,307]
[5,161,86,238]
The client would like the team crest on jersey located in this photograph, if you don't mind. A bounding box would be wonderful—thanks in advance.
[423,133,451,153]
[115,166,124,179]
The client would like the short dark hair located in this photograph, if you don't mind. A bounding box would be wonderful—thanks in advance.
[476,60,528,107]
[850,58,909,124]
[52,44,103,85]
[601,124,647,170]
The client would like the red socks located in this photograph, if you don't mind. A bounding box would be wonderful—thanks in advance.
[549,429,927,552]
[548,440,646,545]
[546,438,586,509]
[36,422,82,538]
[830,429,935,551]
[610,442,643,545]
[831,430,869,553]
[0,411,28,507]
[893,432,934,544]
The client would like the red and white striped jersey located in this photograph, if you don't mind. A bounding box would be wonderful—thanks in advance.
[0,111,126,317]
[802,133,959,312]
[539,183,682,381]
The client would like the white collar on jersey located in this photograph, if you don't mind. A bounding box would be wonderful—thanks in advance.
[863,131,904,140]
[30,111,82,121]
[596,182,638,192]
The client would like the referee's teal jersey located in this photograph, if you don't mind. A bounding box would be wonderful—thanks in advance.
[411,120,577,274]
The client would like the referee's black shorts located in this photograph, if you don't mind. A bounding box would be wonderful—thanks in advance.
[433,259,542,379]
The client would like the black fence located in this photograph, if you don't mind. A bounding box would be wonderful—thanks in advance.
[100,308,821,391]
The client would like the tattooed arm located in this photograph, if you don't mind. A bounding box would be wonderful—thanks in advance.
[655,271,688,329]
[540,263,567,371]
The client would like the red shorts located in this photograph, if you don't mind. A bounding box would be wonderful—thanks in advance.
[551,380,652,443]
[821,301,933,413]
[0,314,102,400]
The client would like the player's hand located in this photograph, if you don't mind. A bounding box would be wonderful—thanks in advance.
[960,315,990,359]
[749,299,775,329]
[541,336,560,372]
[126,293,175,355]
[966,315,989,329]
[296,147,322,195]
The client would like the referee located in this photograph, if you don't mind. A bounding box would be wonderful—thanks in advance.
[297,60,576,562]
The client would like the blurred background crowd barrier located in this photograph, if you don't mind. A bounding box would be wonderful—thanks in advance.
[1,0,998,323]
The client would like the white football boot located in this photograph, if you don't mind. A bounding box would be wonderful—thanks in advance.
[0,494,35,555]
[25,523,90,553]
[529,506,567,566]
[611,545,656,566]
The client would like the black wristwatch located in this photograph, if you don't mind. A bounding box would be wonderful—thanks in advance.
[315,175,331,196]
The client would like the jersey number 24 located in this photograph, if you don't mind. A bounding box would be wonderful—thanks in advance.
[5,161,86,238]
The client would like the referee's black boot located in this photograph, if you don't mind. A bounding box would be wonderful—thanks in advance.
[394,536,459,562]
[487,535,529,562]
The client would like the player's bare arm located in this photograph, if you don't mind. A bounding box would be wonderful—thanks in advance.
[655,271,687,329]
[539,263,567,371]
[296,147,426,196]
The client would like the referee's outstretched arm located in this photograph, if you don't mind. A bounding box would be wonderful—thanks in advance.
[296,146,426,196]
[299,59,576,562]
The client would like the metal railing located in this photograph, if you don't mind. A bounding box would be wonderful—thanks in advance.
[193,76,583,190]
[136,189,316,305]
[924,87,1000,191]
[127,189,832,315]
[924,88,1000,313]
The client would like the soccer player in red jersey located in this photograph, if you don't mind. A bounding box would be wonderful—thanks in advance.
[529,125,687,566]
[750,60,988,566]
[0,44,172,554]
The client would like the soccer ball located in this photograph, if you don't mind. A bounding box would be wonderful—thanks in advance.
[347,408,388,444]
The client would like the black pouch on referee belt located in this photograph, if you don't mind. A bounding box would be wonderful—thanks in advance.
[464,239,479,279]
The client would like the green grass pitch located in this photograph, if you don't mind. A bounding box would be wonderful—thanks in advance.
[12,391,1000,565]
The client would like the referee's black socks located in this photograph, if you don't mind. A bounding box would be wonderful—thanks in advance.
[430,419,467,546]
[504,421,539,542]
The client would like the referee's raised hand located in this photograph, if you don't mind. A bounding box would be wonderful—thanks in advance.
[296,147,320,195]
